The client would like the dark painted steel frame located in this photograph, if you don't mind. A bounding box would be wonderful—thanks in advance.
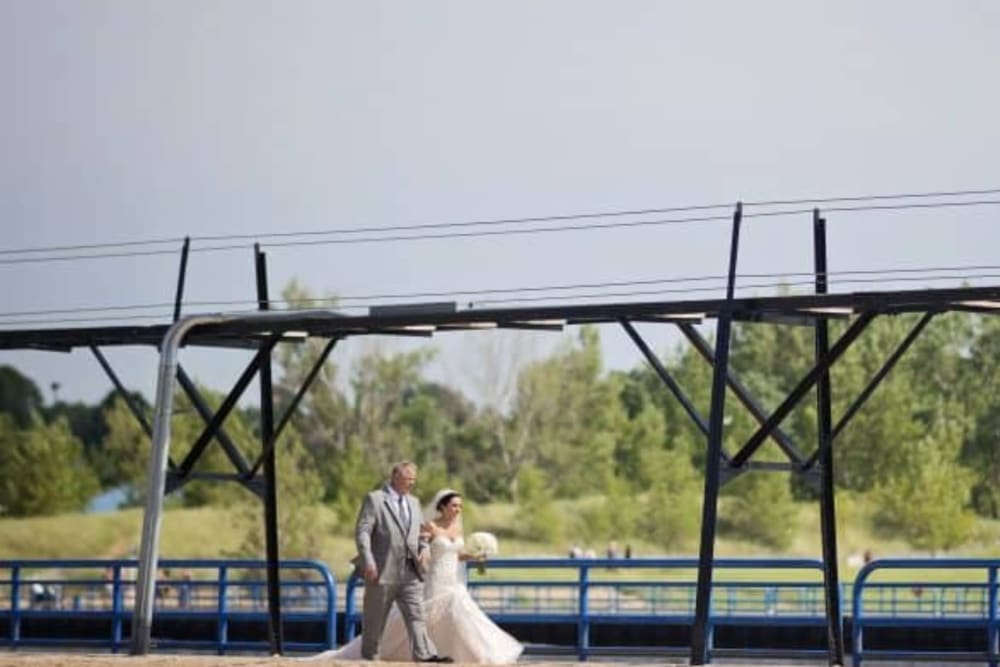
[255,246,284,655]
[814,211,844,665]
[0,207,991,663]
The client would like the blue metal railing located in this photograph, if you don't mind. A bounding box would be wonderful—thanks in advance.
[6,556,1000,663]
[0,559,336,653]
[344,557,833,660]
[852,558,1000,667]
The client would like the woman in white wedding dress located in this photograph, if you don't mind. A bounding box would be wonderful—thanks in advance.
[309,489,523,664]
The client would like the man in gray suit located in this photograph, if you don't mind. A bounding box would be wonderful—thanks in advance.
[354,460,451,662]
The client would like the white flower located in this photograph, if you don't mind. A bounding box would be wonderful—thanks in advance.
[466,531,499,558]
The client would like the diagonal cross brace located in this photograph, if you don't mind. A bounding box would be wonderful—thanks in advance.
[619,318,732,464]
[802,310,936,471]
[677,322,806,466]
[90,344,176,471]
[731,311,876,468]
[176,337,279,476]
[176,366,252,476]
[246,337,339,479]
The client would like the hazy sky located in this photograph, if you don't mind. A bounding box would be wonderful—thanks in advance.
[2,1,999,406]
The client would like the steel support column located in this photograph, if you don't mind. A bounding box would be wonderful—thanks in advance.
[256,246,283,654]
[813,210,845,665]
[691,203,742,665]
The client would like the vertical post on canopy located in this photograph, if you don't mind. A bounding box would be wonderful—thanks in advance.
[814,209,845,665]
[256,245,283,654]
[690,202,742,665]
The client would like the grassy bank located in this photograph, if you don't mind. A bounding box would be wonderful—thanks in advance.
[2,497,998,584]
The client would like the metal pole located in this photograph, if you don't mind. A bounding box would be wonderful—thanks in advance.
[131,314,225,654]
[256,246,283,654]
[814,209,845,665]
[691,202,742,665]
[173,237,190,323]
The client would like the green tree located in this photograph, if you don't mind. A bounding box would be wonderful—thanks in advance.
[231,426,327,558]
[637,447,701,551]
[721,471,797,550]
[961,316,1000,517]
[0,365,44,428]
[273,280,352,502]
[873,406,975,553]
[506,327,622,499]
[0,414,99,517]
[514,465,564,543]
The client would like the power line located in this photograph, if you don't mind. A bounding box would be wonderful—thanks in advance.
[2,187,998,260]
[4,196,999,268]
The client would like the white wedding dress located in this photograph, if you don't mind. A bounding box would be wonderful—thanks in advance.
[308,536,523,663]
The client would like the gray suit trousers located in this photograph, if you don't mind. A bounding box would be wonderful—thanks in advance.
[361,575,437,660]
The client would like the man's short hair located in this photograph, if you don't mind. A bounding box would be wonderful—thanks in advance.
[390,460,418,478]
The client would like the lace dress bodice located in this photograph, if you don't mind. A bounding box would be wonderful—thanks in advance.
[425,536,463,600]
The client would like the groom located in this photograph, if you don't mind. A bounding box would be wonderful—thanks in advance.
[354,460,452,663]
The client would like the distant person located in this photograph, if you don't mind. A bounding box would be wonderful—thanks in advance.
[30,582,59,610]
[178,570,194,608]
[569,544,583,559]
[863,548,874,565]
[625,544,633,559]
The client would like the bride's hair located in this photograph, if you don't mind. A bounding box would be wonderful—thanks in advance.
[425,488,462,519]
[436,491,461,512]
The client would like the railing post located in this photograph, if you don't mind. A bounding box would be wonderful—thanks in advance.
[344,575,359,642]
[578,563,590,661]
[111,565,123,652]
[10,565,20,648]
[318,562,337,650]
[216,565,229,655]
[989,565,998,667]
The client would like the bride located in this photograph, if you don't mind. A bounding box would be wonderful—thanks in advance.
[309,489,523,664]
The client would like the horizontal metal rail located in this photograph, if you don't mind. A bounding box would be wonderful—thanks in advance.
[0,559,336,654]
[852,558,1000,667]
[344,557,833,659]
[5,556,1000,664]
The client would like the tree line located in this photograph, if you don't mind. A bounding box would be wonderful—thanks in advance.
[2,281,999,556]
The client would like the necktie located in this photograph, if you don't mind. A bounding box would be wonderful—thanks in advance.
[398,495,409,528]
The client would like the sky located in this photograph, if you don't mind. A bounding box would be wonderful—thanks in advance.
[1,1,999,407]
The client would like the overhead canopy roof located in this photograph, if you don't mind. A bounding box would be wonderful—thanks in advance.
[2,283,999,352]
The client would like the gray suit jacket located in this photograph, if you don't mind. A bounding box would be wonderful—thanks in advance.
[354,486,426,584]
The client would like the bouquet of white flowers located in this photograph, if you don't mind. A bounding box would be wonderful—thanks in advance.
[466,531,499,574]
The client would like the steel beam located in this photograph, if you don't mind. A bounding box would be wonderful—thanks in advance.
[813,210,845,666]
[828,312,935,447]
[256,246,283,655]
[619,319,712,439]
[175,346,274,476]
[246,337,339,478]
[677,323,805,466]
[691,203,742,665]
[173,237,190,322]
[730,311,875,468]
[175,367,252,476]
